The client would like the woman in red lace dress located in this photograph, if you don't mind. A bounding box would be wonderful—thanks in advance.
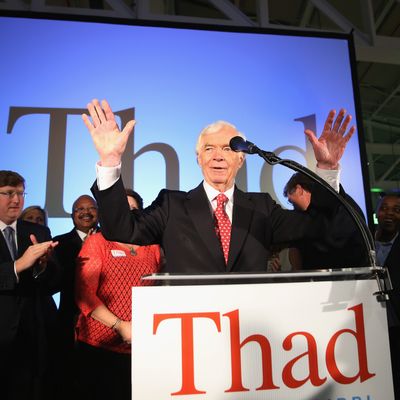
[74,189,162,400]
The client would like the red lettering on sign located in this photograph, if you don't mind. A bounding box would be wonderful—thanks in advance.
[326,303,375,384]
[282,331,327,388]
[153,312,221,395]
[224,309,279,392]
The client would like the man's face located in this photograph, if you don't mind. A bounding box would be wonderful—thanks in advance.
[72,196,98,233]
[377,196,400,236]
[0,184,25,225]
[287,185,311,211]
[197,126,244,191]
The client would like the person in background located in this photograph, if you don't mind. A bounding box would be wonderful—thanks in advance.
[20,205,48,226]
[83,99,356,275]
[375,193,400,267]
[375,193,400,400]
[74,189,162,400]
[0,170,60,400]
[283,172,369,269]
[125,188,143,210]
[53,194,99,399]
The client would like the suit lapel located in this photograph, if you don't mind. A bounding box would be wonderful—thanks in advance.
[16,220,33,258]
[0,221,32,261]
[227,188,254,271]
[386,235,400,272]
[0,230,12,261]
[9,221,36,281]
[70,229,84,248]
[186,183,226,271]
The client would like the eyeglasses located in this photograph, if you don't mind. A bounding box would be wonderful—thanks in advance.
[0,191,27,199]
[73,206,98,213]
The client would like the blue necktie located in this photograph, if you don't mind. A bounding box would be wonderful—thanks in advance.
[4,226,17,260]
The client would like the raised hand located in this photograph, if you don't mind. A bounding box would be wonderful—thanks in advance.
[82,99,136,167]
[15,235,58,274]
[305,109,356,170]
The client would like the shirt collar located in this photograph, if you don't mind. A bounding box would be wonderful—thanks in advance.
[202,180,235,203]
[376,232,399,246]
[0,219,17,232]
[76,229,88,241]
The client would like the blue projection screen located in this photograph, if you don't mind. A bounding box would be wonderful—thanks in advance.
[0,15,368,237]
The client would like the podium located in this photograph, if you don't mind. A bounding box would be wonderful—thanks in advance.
[131,267,394,399]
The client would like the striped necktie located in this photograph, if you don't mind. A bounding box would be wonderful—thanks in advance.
[4,226,17,260]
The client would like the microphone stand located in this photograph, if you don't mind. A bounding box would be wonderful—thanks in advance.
[254,148,391,302]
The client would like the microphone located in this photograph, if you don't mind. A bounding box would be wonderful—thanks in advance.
[229,136,259,154]
[230,136,277,159]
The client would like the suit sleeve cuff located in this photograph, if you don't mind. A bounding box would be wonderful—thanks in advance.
[13,262,19,283]
[96,162,121,190]
[315,166,341,192]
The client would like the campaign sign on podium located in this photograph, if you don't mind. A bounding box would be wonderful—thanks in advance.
[131,279,394,399]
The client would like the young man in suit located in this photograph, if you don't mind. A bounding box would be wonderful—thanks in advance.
[0,170,60,400]
[82,99,355,275]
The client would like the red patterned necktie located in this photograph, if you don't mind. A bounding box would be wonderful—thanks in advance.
[214,193,231,264]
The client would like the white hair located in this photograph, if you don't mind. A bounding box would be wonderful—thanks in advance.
[195,120,246,154]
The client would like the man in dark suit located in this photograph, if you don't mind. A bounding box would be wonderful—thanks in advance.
[0,170,60,400]
[283,172,369,269]
[53,194,98,399]
[82,99,355,274]
[54,194,98,343]
[375,194,400,399]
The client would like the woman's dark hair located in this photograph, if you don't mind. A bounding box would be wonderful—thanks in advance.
[125,188,144,210]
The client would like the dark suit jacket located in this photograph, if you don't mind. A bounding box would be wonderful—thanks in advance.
[386,234,400,323]
[92,178,335,274]
[0,220,61,396]
[53,228,84,345]
[383,235,400,398]
[296,189,369,269]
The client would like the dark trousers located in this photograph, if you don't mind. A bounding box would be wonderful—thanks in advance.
[75,341,131,400]
[389,326,400,400]
[1,330,58,400]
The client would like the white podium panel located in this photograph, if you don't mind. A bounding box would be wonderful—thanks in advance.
[132,280,394,400]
